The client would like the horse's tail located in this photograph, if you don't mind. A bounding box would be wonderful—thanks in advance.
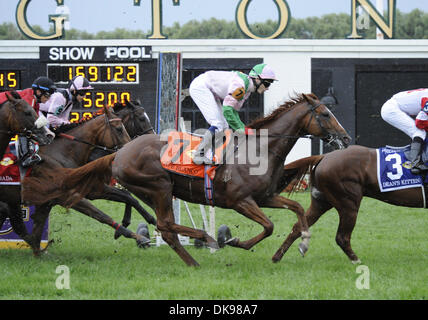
[22,153,116,207]
[282,154,324,194]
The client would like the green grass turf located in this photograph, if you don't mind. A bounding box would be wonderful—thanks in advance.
[0,192,427,299]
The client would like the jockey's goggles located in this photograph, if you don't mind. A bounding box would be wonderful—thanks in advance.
[261,79,274,88]
[41,91,52,98]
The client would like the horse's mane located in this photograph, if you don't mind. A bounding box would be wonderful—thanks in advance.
[112,100,141,113]
[248,93,319,129]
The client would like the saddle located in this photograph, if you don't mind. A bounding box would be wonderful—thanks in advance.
[160,130,233,180]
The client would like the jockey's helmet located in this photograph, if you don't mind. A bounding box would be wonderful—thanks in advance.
[32,77,57,95]
[249,63,277,82]
[68,76,93,94]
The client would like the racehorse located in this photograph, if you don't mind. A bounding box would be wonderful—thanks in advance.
[86,100,157,237]
[1,106,138,254]
[0,91,51,158]
[14,101,156,254]
[33,93,351,266]
[271,144,428,264]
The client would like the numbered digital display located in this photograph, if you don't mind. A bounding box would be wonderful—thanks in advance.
[69,91,132,123]
[47,64,139,84]
[0,70,20,90]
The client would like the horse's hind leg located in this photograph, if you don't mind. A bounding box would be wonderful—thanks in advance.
[335,208,360,264]
[7,203,36,250]
[160,230,200,267]
[87,185,157,226]
[272,193,332,262]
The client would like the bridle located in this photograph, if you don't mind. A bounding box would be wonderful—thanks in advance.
[122,107,155,139]
[0,99,43,139]
[263,101,329,140]
[58,116,126,153]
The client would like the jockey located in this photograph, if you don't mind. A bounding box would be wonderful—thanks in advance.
[0,76,56,167]
[381,88,428,174]
[42,75,93,128]
[189,63,277,164]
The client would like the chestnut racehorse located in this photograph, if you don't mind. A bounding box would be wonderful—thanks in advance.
[273,144,428,264]
[3,106,136,254]
[30,94,351,266]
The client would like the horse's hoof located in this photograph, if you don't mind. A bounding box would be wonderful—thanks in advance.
[194,239,205,248]
[224,237,239,247]
[217,224,232,248]
[136,235,151,249]
[206,237,219,250]
[351,259,361,265]
[298,242,308,257]
[136,223,150,238]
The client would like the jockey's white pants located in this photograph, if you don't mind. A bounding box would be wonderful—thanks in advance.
[189,74,228,132]
[381,98,426,140]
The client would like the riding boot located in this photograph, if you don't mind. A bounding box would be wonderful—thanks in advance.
[409,137,428,175]
[18,136,42,168]
[192,130,214,165]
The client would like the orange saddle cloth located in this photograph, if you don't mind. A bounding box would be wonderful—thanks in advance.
[160,130,232,179]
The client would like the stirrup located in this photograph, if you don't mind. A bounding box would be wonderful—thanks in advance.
[191,150,213,165]
[410,162,428,175]
[21,154,42,168]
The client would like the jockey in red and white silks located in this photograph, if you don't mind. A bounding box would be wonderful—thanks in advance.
[381,88,428,174]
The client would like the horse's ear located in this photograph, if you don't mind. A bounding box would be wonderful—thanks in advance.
[103,104,111,118]
[302,93,315,105]
[5,92,17,104]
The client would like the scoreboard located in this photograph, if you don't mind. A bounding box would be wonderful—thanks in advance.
[0,45,158,123]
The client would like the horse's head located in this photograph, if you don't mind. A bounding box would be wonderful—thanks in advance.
[96,105,131,151]
[301,94,351,149]
[2,92,52,145]
[113,99,155,138]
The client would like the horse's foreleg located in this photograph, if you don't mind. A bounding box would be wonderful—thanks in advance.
[272,195,332,262]
[70,198,150,247]
[227,198,274,250]
[29,204,52,256]
[262,195,311,256]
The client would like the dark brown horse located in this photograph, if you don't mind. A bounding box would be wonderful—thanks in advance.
[272,144,427,264]
[0,91,51,158]
[1,106,137,253]
[34,93,351,266]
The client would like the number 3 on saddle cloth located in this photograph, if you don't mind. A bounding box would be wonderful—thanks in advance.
[376,142,428,193]
[160,130,233,205]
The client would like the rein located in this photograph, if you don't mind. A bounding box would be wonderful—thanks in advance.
[58,133,117,153]
[58,117,123,153]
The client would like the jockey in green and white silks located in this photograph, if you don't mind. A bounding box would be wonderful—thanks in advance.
[189,63,277,164]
